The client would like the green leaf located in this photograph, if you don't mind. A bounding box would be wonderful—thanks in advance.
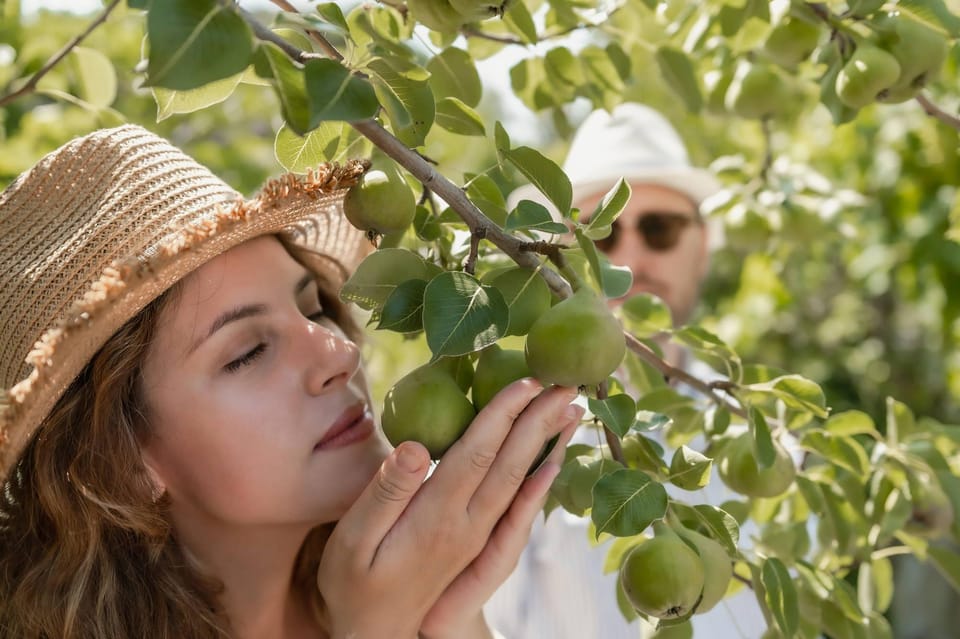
[928,544,960,595]
[503,0,538,44]
[635,388,704,440]
[340,248,442,311]
[584,178,630,233]
[274,121,373,172]
[365,57,433,147]
[669,445,712,491]
[465,174,508,227]
[145,0,254,90]
[587,394,637,438]
[377,279,427,333]
[304,58,379,124]
[898,0,960,36]
[427,47,482,107]
[435,97,485,136]
[494,120,511,154]
[886,396,917,445]
[654,46,702,113]
[253,42,310,133]
[748,406,775,469]
[826,410,878,437]
[591,469,669,538]
[573,229,633,298]
[858,557,894,614]
[619,293,673,339]
[761,557,799,637]
[544,46,584,87]
[153,71,242,121]
[742,374,829,419]
[315,2,350,32]
[422,271,509,358]
[498,144,573,217]
[673,326,742,382]
[70,46,116,108]
[801,431,869,476]
[505,200,568,235]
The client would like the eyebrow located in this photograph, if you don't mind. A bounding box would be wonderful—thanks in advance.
[188,271,315,355]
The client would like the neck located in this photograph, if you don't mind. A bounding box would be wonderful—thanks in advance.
[174,518,321,639]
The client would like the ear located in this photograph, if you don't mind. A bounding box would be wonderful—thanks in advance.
[141,450,167,502]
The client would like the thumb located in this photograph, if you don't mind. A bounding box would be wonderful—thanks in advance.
[335,442,431,558]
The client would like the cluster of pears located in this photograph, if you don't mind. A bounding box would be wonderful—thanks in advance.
[619,521,734,621]
[343,167,417,238]
[835,12,951,108]
[381,275,626,459]
[406,0,509,34]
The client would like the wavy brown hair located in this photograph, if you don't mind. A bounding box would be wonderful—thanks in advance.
[0,238,357,638]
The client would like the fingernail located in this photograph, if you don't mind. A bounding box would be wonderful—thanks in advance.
[563,403,585,424]
[396,445,422,472]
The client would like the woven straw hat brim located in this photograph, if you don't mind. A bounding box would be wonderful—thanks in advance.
[0,125,371,481]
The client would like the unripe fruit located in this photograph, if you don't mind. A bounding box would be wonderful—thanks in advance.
[835,45,901,109]
[471,344,531,411]
[381,364,476,459]
[489,266,552,336]
[875,13,950,101]
[620,523,705,619]
[676,528,733,614]
[343,169,417,235]
[524,287,626,387]
[406,0,468,33]
[717,433,796,498]
[724,61,791,119]
[763,16,821,68]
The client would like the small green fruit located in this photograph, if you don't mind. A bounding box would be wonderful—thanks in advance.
[763,16,821,68]
[717,433,796,498]
[875,13,950,100]
[381,364,476,459]
[471,344,531,411]
[489,267,552,337]
[676,528,732,614]
[343,169,416,235]
[620,523,705,620]
[724,61,791,119]
[524,287,626,387]
[835,45,901,109]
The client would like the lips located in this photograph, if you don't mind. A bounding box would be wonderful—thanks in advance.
[314,403,373,450]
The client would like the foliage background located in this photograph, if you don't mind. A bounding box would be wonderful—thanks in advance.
[2,0,960,635]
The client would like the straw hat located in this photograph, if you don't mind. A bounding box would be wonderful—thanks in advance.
[0,124,371,480]
[507,103,722,216]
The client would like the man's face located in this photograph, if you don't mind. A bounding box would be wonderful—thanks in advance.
[578,182,709,325]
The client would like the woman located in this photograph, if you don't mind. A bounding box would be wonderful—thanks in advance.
[0,125,582,638]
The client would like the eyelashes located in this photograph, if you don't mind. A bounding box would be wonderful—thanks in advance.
[222,308,328,374]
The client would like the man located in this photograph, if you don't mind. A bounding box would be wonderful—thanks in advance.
[483,103,769,638]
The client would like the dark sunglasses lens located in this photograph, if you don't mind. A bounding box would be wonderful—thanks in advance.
[639,214,687,251]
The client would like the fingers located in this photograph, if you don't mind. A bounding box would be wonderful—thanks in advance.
[332,441,432,561]
[428,378,546,503]
[465,385,583,522]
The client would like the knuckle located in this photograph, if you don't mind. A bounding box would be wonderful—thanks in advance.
[374,470,413,504]
[469,449,498,473]
[503,463,529,489]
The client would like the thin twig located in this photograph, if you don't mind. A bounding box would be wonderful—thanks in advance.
[759,117,774,182]
[596,381,626,465]
[0,0,122,108]
[464,227,486,275]
[916,93,960,131]
[267,0,344,61]
[241,6,310,63]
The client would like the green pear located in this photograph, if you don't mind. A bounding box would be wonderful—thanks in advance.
[489,266,553,337]
[717,432,796,498]
[524,287,626,387]
[875,12,950,101]
[620,522,706,620]
[834,44,901,109]
[763,16,822,68]
[471,344,531,411]
[724,61,791,119]
[343,169,416,235]
[381,364,476,459]
[676,528,733,614]
[406,0,468,34]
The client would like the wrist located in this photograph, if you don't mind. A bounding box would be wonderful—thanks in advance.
[419,612,494,639]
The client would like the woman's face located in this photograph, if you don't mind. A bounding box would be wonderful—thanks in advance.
[140,236,391,532]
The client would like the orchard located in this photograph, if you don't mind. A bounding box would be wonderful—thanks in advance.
[2,0,960,636]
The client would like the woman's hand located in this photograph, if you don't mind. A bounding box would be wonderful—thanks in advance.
[318,380,583,639]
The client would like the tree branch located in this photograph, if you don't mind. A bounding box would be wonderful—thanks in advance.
[0,0,122,108]
[267,0,344,61]
[916,93,960,131]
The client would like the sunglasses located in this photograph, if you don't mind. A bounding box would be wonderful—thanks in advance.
[593,212,701,253]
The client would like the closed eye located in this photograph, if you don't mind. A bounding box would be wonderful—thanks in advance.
[224,343,267,373]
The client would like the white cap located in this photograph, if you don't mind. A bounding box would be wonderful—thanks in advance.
[507,103,722,216]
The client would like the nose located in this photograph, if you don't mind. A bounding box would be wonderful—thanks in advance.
[301,321,362,396]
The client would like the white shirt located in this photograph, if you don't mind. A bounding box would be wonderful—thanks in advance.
[484,358,771,639]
